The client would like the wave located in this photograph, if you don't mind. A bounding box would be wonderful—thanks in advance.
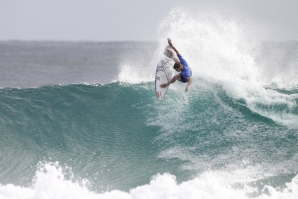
[0,82,297,192]
[1,162,298,199]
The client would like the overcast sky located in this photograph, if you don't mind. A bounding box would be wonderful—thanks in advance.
[1,0,298,42]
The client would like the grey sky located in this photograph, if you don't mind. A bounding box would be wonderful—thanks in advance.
[1,0,298,41]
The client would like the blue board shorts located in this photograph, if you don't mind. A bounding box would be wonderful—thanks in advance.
[178,74,188,83]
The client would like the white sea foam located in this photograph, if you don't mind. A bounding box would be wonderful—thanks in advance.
[118,63,154,84]
[1,162,298,199]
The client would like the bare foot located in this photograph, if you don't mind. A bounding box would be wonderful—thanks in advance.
[160,84,168,88]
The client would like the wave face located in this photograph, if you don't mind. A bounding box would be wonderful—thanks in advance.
[1,8,298,199]
[0,82,298,198]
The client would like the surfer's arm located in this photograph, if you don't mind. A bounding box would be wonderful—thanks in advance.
[185,77,192,92]
[170,45,179,55]
[167,48,180,63]
[168,38,180,55]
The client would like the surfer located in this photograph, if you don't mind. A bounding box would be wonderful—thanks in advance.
[161,38,192,92]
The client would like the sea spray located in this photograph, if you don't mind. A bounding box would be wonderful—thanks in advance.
[1,162,298,199]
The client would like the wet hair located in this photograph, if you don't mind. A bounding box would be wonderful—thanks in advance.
[173,62,181,69]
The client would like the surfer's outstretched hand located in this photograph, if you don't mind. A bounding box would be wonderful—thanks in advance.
[185,86,189,92]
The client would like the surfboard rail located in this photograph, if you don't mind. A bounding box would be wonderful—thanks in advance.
[155,57,173,100]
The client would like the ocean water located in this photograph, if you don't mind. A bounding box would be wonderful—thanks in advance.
[1,10,298,199]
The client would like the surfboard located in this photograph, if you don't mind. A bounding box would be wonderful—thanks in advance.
[155,51,173,100]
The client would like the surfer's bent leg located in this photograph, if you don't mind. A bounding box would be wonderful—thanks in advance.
[161,75,181,88]
[170,74,181,84]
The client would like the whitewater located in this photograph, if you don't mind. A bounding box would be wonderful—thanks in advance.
[1,8,298,199]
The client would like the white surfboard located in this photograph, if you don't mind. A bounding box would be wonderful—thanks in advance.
[155,56,173,100]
